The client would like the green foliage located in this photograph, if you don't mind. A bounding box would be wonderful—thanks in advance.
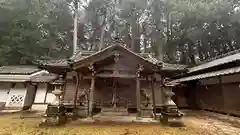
[0,0,72,65]
[0,0,240,66]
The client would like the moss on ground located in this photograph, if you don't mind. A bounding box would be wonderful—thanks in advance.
[0,113,212,135]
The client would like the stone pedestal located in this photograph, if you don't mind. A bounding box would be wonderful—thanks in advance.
[42,104,67,126]
[141,103,153,118]
[77,106,88,118]
[160,85,183,126]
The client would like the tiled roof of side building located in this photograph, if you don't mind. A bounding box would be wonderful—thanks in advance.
[36,59,69,67]
[35,51,94,67]
[162,63,188,71]
[0,66,41,75]
[171,65,240,83]
[30,72,58,83]
[189,52,240,73]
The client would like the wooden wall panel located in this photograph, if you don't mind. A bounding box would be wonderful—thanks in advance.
[174,77,240,116]
[222,83,240,115]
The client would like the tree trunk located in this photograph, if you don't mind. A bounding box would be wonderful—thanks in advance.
[99,24,106,51]
[73,0,78,55]
[143,35,147,53]
[131,23,137,51]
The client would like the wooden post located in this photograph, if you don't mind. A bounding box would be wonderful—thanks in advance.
[73,72,80,110]
[44,83,48,104]
[151,75,157,120]
[88,77,95,117]
[136,65,143,118]
[88,64,96,117]
[219,76,226,114]
[136,76,141,118]
[61,74,67,102]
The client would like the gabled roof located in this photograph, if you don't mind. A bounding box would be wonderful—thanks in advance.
[189,52,240,73]
[71,45,162,70]
[36,45,187,72]
[0,66,41,75]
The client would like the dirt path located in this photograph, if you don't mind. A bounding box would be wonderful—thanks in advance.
[184,110,240,135]
[0,110,239,135]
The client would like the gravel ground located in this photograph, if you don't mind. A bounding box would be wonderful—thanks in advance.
[0,110,239,135]
[183,110,240,135]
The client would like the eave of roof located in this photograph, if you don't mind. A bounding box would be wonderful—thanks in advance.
[161,63,187,71]
[171,65,240,83]
[0,69,57,83]
[0,66,41,75]
[36,59,69,67]
[189,52,240,73]
[30,73,58,83]
[0,79,28,82]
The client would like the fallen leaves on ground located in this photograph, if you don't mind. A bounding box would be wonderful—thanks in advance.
[0,113,215,135]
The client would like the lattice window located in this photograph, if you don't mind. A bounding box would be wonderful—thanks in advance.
[8,95,24,106]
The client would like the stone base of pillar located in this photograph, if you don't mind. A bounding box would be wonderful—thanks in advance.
[77,106,88,118]
[41,104,67,126]
[136,111,142,120]
[141,108,153,118]
[160,105,184,126]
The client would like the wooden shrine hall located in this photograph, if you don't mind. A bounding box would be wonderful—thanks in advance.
[38,44,186,118]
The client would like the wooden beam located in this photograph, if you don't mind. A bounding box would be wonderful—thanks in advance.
[83,74,145,79]
[151,76,157,120]
[97,73,136,78]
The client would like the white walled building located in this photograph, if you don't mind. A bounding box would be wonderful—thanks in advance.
[31,73,58,111]
[0,66,58,111]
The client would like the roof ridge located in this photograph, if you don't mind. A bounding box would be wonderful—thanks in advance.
[201,49,240,64]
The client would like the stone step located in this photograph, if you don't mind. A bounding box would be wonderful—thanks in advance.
[101,108,128,112]
[101,107,128,116]
[142,110,153,118]
[101,111,129,116]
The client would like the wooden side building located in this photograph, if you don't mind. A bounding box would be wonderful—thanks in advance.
[171,52,240,116]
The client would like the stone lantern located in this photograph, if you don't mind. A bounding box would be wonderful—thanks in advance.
[160,78,183,125]
[42,75,67,126]
[51,75,65,105]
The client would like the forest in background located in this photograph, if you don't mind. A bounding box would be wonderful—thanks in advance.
[0,0,240,66]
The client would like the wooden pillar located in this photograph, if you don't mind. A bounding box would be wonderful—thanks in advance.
[88,64,96,117]
[219,76,226,113]
[61,73,67,101]
[73,72,80,110]
[136,65,143,118]
[44,83,48,104]
[151,75,157,120]
[136,76,141,118]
